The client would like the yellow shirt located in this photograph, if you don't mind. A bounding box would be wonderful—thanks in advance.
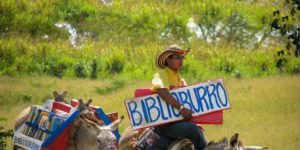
[151,67,187,91]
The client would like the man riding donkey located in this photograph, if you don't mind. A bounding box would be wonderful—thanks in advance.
[149,45,207,150]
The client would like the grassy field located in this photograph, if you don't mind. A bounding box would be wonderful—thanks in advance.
[0,75,300,149]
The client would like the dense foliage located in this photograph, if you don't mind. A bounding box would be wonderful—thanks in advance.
[0,126,14,150]
[0,0,299,81]
[270,0,300,71]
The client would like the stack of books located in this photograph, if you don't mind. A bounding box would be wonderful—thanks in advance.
[21,106,67,142]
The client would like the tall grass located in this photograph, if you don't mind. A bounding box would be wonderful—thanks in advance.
[204,75,300,149]
[0,75,299,149]
[1,36,299,81]
[2,0,298,80]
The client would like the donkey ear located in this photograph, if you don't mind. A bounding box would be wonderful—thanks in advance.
[53,91,58,96]
[86,99,92,106]
[109,115,124,130]
[63,90,68,96]
[100,116,124,131]
[229,133,239,147]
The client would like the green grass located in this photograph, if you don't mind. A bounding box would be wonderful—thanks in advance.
[2,36,299,81]
[204,76,300,149]
[2,0,299,80]
[0,75,299,149]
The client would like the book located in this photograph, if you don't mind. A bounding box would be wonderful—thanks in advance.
[34,112,49,140]
[22,106,38,135]
[50,116,65,132]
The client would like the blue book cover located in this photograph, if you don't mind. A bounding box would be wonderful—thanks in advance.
[51,116,65,132]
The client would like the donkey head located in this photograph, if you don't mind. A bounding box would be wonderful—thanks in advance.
[229,133,239,150]
[69,99,123,150]
[96,116,124,150]
[53,90,68,103]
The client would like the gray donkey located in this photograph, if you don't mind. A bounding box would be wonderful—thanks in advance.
[204,133,268,150]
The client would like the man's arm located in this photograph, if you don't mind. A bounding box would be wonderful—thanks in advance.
[156,88,193,121]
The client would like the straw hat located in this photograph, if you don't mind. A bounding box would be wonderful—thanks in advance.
[156,45,191,69]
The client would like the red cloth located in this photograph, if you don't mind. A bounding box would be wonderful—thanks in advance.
[47,124,72,150]
[47,102,74,149]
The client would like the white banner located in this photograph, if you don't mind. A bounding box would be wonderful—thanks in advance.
[125,79,230,130]
[13,132,43,150]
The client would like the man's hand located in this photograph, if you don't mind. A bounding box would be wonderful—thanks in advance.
[180,107,193,121]
[156,88,193,121]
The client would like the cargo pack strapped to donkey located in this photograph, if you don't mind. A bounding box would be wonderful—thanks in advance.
[13,91,121,150]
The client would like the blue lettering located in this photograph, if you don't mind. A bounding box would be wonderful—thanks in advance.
[206,84,221,109]
[171,92,180,101]
[18,137,21,145]
[216,83,228,107]
[157,96,169,120]
[172,106,181,117]
[171,92,180,117]
[171,92,181,117]
[145,97,160,123]
[194,86,210,112]
[178,91,192,110]
[187,89,198,111]
[166,102,173,118]
[141,100,149,123]
[25,139,29,147]
[190,88,200,112]
[128,101,143,126]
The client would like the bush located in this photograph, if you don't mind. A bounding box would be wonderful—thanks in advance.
[90,59,98,79]
[0,1,15,32]
[74,61,87,78]
[105,53,125,74]
[0,126,14,150]
[51,63,67,78]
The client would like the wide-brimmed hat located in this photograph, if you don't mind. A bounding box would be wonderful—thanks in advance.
[156,45,191,69]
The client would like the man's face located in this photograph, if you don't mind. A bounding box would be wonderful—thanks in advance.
[166,52,185,72]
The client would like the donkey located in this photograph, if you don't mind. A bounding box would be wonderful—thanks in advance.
[67,99,124,150]
[118,126,194,150]
[225,133,268,150]
[14,99,123,150]
[53,90,68,103]
[204,133,268,150]
[119,128,268,150]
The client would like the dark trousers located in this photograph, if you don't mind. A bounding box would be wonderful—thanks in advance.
[151,121,207,150]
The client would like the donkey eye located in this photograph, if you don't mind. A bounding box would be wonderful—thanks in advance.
[97,139,101,143]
